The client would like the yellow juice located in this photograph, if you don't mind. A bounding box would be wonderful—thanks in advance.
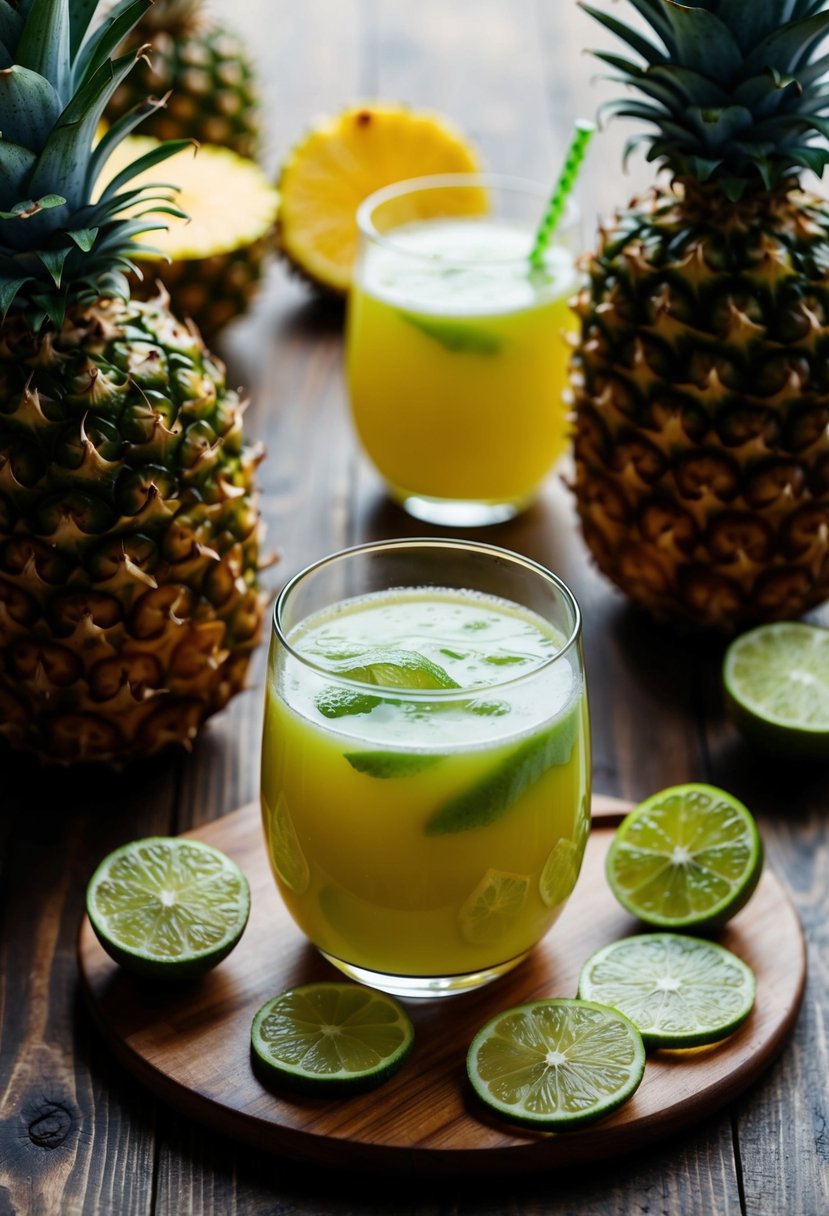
[346,218,578,508]
[261,588,590,985]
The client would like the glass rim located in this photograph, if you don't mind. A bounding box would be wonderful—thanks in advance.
[272,537,582,698]
[355,172,580,267]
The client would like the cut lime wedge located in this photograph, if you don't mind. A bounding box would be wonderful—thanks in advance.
[251,982,414,1091]
[578,933,756,1048]
[467,998,645,1129]
[605,784,763,930]
[539,838,581,909]
[458,868,530,945]
[327,648,459,690]
[86,837,250,978]
[266,793,310,894]
[398,311,503,355]
[724,622,829,760]
[344,751,445,778]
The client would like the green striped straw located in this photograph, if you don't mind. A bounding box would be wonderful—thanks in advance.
[529,119,596,269]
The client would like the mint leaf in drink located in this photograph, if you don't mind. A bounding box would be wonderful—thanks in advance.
[315,689,382,718]
[425,710,579,835]
[344,752,446,778]
[484,654,530,667]
[398,312,502,355]
[327,648,459,691]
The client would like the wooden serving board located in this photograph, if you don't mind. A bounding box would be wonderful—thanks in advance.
[77,795,807,1177]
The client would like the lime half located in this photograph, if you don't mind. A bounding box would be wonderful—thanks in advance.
[606,784,763,930]
[251,982,414,1091]
[86,837,250,978]
[578,933,756,1048]
[724,622,829,760]
[467,998,645,1130]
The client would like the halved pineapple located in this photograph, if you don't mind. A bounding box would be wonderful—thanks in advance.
[278,103,480,294]
[99,138,280,341]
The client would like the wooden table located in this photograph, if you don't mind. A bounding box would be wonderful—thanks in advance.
[2,2,828,1212]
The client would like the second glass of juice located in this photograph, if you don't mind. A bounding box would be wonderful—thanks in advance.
[345,175,581,527]
[261,539,591,999]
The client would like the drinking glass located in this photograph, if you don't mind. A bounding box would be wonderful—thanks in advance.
[345,175,581,526]
[261,538,591,999]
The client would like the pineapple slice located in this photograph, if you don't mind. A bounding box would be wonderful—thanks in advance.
[278,103,480,294]
[98,138,280,340]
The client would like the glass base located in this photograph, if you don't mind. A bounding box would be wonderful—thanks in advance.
[393,491,529,528]
[319,949,529,999]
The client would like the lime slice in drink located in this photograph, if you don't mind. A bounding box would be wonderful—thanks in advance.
[605,783,763,930]
[251,982,414,1091]
[467,998,645,1130]
[343,751,445,778]
[458,869,530,944]
[539,838,581,908]
[578,933,756,1048]
[723,622,829,760]
[267,793,310,894]
[329,648,459,690]
[86,837,250,978]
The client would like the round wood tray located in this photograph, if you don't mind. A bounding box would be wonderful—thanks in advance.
[77,794,807,1177]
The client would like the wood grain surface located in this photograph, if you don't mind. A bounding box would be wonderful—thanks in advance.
[77,797,806,1178]
[1,2,828,1214]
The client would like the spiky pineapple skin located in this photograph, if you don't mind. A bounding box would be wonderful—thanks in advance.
[572,185,829,631]
[0,295,264,765]
[108,23,259,160]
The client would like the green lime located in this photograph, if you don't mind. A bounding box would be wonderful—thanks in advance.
[329,648,459,690]
[605,783,763,930]
[86,837,250,979]
[466,998,645,1130]
[251,982,414,1091]
[398,311,503,355]
[458,868,530,945]
[539,837,581,909]
[578,933,756,1048]
[343,751,445,778]
[723,622,829,760]
[266,793,309,894]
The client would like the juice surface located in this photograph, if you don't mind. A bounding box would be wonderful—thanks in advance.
[346,218,579,505]
[261,588,590,980]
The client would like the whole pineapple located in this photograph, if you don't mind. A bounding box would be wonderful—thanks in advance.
[106,0,260,159]
[572,0,829,631]
[0,0,264,765]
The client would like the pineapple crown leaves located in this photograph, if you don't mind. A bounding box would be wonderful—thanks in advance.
[581,0,829,199]
[0,0,188,329]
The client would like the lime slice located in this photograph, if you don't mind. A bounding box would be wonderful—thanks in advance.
[467,998,645,1130]
[251,982,414,1091]
[267,793,310,894]
[398,311,503,355]
[723,622,829,760]
[344,751,445,778]
[539,838,581,908]
[86,837,250,978]
[605,783,763,930]
[458,869,530,944]
[328,648,459,690]
[578,933,756,1048]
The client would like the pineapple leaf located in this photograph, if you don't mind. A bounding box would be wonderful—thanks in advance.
[14,0,71,104]
[0,65,63,153]
[618,0,673,44]
[87,98,168,190]
[579,2,667,66]
[99,140,194,201]
[647,65,732,108]
[69,0,104,57]
[714,1,790,52]
[686,105,754,150]
[0,2,22,46]
[663,3,743,79]
[37,244,69,286]
[0,141,37,205]
[75,0,152,91]
[0,40,12,69]
[67,227,98,251]
[0,274,32,320]
[741,12,829,77]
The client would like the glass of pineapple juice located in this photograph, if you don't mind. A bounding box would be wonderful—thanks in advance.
[261,538,591,999]
[345,175,581,527]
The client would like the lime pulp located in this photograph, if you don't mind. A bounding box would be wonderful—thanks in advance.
[466,998,645,1129]
[86,837,250,978]
[724,622,829,760]
[605,783,763,930]
[578,933,756,1048]
[251,982,414,1090]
